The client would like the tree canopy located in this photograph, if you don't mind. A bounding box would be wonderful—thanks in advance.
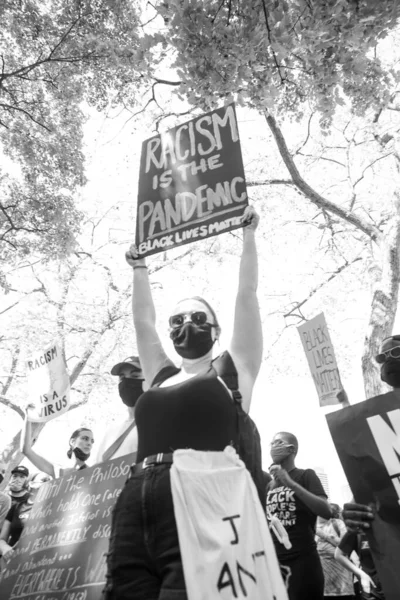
[0,0,156,264]
[154,0,399,120]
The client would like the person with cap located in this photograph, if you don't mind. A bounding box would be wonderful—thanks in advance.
[342,335,400,532]
[7,466,30,506]
[0,470,52,562]
[91,356,144,464]
[0,466,31,561]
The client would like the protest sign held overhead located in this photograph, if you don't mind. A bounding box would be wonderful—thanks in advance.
[135,103,248,258]
[298,313,343,407]
[327,393,400,600]
[0,454,134,600]
[26,343,70,422]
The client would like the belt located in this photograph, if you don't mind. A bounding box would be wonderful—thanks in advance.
[131,452,174,474]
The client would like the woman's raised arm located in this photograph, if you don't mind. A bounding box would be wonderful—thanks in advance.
[20,413,56,478]
[229,206,263,412]
[126,247,175,386]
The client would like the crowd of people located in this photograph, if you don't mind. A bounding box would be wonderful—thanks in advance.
[0,206,392,599]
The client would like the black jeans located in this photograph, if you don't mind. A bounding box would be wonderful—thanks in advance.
[280,548,325,600]
[103,464,187,600]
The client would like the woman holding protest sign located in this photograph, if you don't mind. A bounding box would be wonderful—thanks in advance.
[21,412,94,478]
[103,206,280,600]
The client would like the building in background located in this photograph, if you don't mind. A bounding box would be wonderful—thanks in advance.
[314,466,330,500]
[340,482,352,504]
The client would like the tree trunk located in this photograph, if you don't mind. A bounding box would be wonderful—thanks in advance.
[361,204,400,398]
[264,112,400,401]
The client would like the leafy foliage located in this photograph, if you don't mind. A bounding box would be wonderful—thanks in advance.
[0,0,159,263]
[154,0,398,121]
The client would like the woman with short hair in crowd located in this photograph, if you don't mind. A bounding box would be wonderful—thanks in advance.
[266,432,332,600]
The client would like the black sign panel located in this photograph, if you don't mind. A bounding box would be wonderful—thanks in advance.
[0,455,134,600]
[327,393,400,600]
[135,103,248,257]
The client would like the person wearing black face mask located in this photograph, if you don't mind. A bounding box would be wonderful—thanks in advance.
[104,206,264,600]
[91,356,144,464]
[342,335,400,535]
[266,432,331,600]
[21,411,94,478]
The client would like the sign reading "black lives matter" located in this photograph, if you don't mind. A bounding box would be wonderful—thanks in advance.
[0,454,134,600]
[327,394,400,600]
[135,104,248,257]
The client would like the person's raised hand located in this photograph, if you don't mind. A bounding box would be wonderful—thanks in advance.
[2,544,14,561]
[24,403,37,421]
[336,388,350,406]
[241,206,259,232]
[342,502,374,531]
[125,244,146,269]
[270,465,293,487]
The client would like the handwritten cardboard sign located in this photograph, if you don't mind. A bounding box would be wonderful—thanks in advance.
[0,454,134,600]
[26,343,70,422]
[135,103,248,258]
[297,313,343,407]
[327,393,400,600]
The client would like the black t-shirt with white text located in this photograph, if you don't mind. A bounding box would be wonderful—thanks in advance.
[5,497,33,547]
[266,467,327,560]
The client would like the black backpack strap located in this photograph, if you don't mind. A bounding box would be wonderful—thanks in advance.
[212,351,242,403]
[151,365,180,387]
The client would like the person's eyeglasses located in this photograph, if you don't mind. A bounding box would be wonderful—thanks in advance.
[270,440,287,448]
[376,345,400,363]
[169,311,209,329]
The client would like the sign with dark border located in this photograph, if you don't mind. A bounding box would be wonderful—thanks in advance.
[0,454,134,600]
[327,394,400,600]
[135,103,248,258]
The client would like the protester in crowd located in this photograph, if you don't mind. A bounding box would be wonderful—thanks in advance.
[0,471,51,562]
[91,356,143,463]
[335,530,384,599]
[0,462,11,530]
[266,432,331,600]
[316,503,355,599]
[104,206,264,599]
[342,335,400,531]
[21,416,94,478]
[7,466,30,506]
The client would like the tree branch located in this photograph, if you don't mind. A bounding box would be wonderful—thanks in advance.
[1,347,20,396]
[0,103,51,131]
[284,257,363,321]
[247,179,294,187]
[265,113,381,242]
[0,395,24,417]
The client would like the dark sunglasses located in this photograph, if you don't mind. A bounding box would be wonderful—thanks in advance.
[376,345,400,363]
[169,311,210,329]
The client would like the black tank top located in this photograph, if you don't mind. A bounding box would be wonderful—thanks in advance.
[135,367,239,462]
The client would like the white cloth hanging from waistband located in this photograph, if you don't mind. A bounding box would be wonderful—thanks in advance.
[170,446,289,600]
